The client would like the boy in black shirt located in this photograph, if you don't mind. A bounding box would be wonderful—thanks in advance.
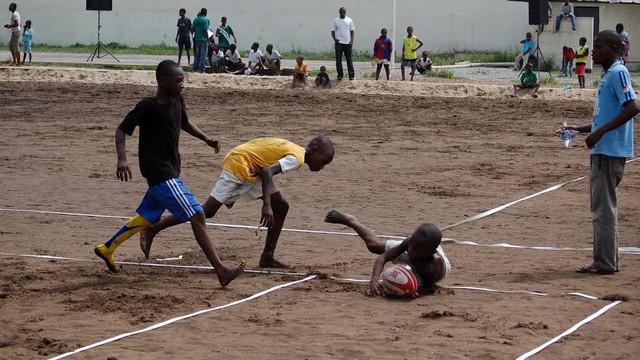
[94,60,244,286]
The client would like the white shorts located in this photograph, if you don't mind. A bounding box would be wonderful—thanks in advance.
[210,170,278,205]
[376,59,389,65]
[385,239,452,279]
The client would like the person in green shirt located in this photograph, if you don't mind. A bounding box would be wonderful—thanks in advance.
[191,8,210,73]
[215,16,237,53]
[513,63,540,98]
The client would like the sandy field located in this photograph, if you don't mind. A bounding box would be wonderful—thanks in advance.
[0,68,639,360]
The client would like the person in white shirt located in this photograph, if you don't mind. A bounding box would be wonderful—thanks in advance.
[262,44,281,75]
[554,1,576,32]
[4,2,21,66]
[208,43,224,72]
[416,51,432,74]
[224,43,245,74]
[331,7,355,80]
[247,42,264,75]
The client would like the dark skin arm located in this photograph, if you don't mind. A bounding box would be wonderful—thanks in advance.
[181,118,220,153]
[350,30,354,46]
[565,100,640,148]
[4,17,18,29]
[369,239,409,296]
[115,129,132,181]
[259,163,283,227]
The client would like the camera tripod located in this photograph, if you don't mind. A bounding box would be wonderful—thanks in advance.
[87,10,119,62]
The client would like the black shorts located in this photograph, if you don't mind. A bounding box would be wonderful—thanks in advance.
[178,37,191,50]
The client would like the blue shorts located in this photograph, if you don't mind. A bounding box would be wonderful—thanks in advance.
[178,37,191,50]
[401,59,417,69]
[136,178,203,223]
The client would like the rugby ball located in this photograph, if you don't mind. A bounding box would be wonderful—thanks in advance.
[381,265,419,297]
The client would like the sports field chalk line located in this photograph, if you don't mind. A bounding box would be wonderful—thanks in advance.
[1,207,639,254]
[48,274,317,360]
[516,300,623,360]
[0,251,619,359]
[0,252,603,301]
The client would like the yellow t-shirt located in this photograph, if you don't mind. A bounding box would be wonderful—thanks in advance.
[403,35,419,60]
[223,138,306,183]
[575,45,588,64]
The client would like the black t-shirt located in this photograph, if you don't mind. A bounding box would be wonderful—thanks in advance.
[118,96,189,186]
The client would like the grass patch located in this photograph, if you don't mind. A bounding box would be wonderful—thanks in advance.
[429,51,516,66]
[30,43,177,56]
[5,61,163,71]
[26,43,518,66]
[425,69,455,79]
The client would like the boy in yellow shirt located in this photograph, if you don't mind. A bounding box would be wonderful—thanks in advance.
[401,26,423,81]
[141,136,334,268]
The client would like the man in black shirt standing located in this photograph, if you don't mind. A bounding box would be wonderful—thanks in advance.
[94,60,244,287]
[176,8,192,66]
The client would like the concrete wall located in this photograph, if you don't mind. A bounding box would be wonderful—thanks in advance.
[538,3,639,69]
[3,0,637,65]
[2,0,532,55]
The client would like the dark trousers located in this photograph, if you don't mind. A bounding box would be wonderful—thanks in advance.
[335,42,354,80]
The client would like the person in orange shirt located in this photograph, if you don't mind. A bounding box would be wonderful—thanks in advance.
[140,136,335,268]
[292,55,309,88]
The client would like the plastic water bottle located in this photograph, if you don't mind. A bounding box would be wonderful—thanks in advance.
[563,84,573,92]
[560,128,577,148]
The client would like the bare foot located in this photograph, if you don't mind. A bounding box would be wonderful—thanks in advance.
[324,209,357,225]
[259,255,289,268]
[139,226,156,259]
[217,261,245,286]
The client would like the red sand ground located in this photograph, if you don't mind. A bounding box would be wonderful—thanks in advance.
[0,80,639,359]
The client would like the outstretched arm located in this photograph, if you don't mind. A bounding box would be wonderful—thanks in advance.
[182,119,220,153]
[259,163,283,227]
[370,240,409,296]
[115,129,132,181]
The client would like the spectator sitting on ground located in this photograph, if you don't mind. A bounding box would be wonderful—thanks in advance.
[292,55,309,88]
[247,42,264,75]
[208,43,224,72]
[513,63,540,98]
[555,1,576,32]
[315,66,330,88]
[224,43,245,74]
[262,44,281,75]
[416,51,432,74]
[513,32,534,71]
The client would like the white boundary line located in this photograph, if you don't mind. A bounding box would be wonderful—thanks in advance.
[48,275,317,360]
[515,300,623,360]
[0,252,309,277]
[0,252,602,301]
[1,208,639,254]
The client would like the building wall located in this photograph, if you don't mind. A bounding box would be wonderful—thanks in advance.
[4,1,637,64]
[3,0,531,55]
[537,3,639,70]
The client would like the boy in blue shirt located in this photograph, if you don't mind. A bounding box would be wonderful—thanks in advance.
[21,19,32,65]
[563,30,639,275]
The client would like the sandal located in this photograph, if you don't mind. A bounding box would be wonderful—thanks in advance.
[576,263,615,275]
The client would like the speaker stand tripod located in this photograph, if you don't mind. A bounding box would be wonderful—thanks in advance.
[517,25,552,81]
[87,10,119,62]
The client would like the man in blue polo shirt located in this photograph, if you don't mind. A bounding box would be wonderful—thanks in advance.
[564,30,639,275]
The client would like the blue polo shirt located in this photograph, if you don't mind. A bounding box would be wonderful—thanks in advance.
[591,61,636,159]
